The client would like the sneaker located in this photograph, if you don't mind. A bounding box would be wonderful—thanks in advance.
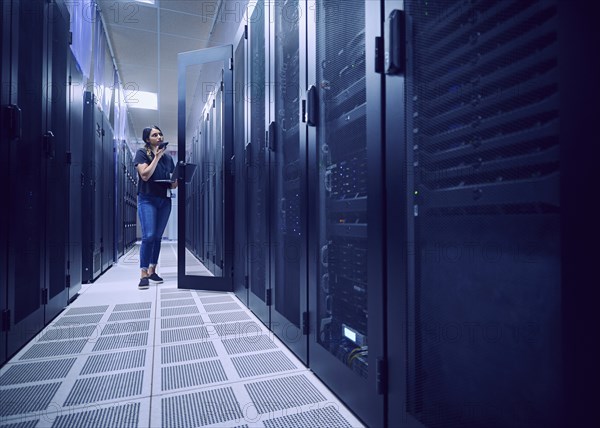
[148,273,164,284]
[138,277,150,289]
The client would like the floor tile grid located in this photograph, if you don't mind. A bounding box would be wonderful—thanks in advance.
[0,244,364,427]
[0,303,157,426]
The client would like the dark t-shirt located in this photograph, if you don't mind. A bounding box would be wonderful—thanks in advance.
[134,147,175,198]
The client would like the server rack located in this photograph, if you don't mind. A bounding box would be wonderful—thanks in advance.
[403,1,561,427]
[232,24,248,304]
[214,87,224,276]
[246,0,270,325]
[0,0,11,365]
[268,0,308,363]
[81,91,104,283]
[123,145,137,252]
[306,1,386,426]
[116,141,125,258]
[67,50,84,301]
[5,0,47,357]
[101,115,115,272]
[43,0,72,320]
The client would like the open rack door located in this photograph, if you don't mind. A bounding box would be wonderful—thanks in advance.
[177,45,234,292]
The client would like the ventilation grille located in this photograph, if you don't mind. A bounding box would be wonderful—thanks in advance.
[161,360,228,391]
[410,0,560,214]
[91,332,149,352]
[64,371,144,406]
[215,322,262,337]
[161,387,243,428]
[114,302,152,311]
[80,349,147,375]
[101,320,150,336]
[263,405,353,428]
[0,358,76,386]
[107,310,151,322]
[0,421,39,428]
[161,292,193,300]
[52,402,140,428]
[199,295,235,304]
[38,325,98,341]
[53,314,104,326]
[161,342,218,365]
[161,298,197,308]
[161,327,210,344]
[208,311,251,324]
[0,382,61,416]
[232,351,296,378]
[161,306,200,317]
[20,339,87,360]
[161,315,204,329]
[222,334,278,355]
[203,302,241,312]
[64,305,109,315]
[244,375,326,414]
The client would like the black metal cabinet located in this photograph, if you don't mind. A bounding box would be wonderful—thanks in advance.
[268,0,308,364]
[82,91,104,283]
[246,1,270,325]
[0,0,11,365]
[43,0,71,321]
[402,1,561,427]
[5,0,47,357]
[306,1,386,426]
[67,51,84,301]
[232,24,248,305]
[101,115,115,272]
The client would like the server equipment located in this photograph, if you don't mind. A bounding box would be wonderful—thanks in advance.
[232,24,248,305]
[1,0,73,362]
[81,91,104,283]
[398,1,563,426]
[246,1,270,325]
[67,50,84,301]
[268,0,308,363]
[305,1,386,426]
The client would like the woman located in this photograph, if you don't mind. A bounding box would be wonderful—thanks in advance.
[134,125,178,289]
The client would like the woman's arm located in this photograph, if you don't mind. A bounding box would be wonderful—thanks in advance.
[136,149,165,181]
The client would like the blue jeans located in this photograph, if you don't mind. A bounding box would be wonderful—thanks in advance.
[138,193,171,270]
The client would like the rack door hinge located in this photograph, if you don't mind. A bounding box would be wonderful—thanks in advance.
[229,57,233,70]
[66,151,72,165]
[244,25,248,40]
[266,289,272,306]
[66,274,71,288]
[41,288,49,305]
[302,311,309,335]
[69,31,73,45]
[1,310,10,332]
[244,275,249,289]
[376,358,387,395]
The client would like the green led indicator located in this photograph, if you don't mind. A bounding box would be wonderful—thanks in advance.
[414,190,419,195]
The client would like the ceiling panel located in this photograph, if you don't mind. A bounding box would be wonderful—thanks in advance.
[98,0,249,154]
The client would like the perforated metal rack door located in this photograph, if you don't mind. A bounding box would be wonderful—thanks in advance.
[405,1,561,427]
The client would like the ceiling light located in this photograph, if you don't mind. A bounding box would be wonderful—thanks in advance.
[131,0,155,5]
[125,90,158,110]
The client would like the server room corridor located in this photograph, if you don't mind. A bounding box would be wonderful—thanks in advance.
[0,242,363,428]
